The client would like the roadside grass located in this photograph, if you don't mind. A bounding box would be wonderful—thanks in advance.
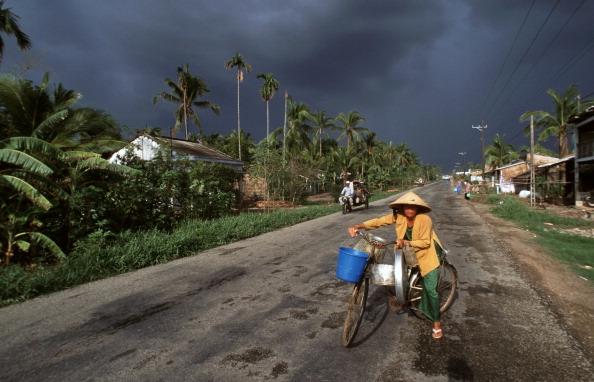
[485,194,594,283]
[0,191,397,307]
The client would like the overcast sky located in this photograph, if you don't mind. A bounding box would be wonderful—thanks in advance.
[3,0,594,172]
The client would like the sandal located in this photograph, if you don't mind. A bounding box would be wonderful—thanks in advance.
[432,328,443,339]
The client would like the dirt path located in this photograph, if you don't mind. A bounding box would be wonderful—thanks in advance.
[470,201,594,361]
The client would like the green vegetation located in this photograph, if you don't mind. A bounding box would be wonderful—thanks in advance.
[486,195,594,284]
[0,191,394,307]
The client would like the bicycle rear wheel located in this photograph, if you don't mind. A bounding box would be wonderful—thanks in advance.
[342,277,369,347]
[408,262,458,320]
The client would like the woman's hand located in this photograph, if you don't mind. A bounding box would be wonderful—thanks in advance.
[396,239,411,248]
[348,224,365,237]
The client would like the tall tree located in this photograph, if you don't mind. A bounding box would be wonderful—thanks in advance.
[336,111,369,148]
[520,84,594,158]
[358,131,382,177]
[0,0,31,65]
[329,146,360,185]
[224,53,252,160]
[303,110,336,157]
[282,100,312,157]
[153,63,220,140]
[484,133,518,169]
[256,72,279,142]
[136,126,163,137]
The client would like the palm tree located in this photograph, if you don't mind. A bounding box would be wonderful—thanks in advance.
[153,63,220,140]
[136,126,163,137]
[520,84,594,159]
[336,111,369,148]
[484,134,519,170]
[359,131,382,177]
[224,53,252,160]
[256,72,279,142]
[0,0,31,64]
[302,110,336,157]
[282,100,312,157]
[0,73,127,154]
[329,146,360,185]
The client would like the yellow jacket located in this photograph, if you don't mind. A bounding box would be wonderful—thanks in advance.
[362,212,442,276]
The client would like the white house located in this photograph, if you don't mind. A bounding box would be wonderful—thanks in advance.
[110,133,245,191]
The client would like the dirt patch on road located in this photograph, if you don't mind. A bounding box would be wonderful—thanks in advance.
[470,201,594,362]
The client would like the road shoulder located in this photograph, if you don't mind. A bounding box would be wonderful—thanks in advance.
[469,201,594,362]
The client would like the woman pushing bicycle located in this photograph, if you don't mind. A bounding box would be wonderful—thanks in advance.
[348,191,446,339]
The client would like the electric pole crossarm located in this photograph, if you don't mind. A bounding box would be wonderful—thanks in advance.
[472,122,487,178]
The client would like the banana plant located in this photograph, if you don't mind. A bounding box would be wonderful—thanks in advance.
[0,203,65,266]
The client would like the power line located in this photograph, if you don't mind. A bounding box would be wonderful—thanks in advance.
[484,0,561,121]
[495,0,586,116]
[477,0,536,120]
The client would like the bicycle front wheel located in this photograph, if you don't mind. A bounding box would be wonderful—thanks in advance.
[342,277,369,347]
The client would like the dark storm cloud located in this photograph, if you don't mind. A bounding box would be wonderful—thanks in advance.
[3,0,594,171]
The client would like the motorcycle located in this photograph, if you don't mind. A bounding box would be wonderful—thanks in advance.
[584,192,594,208]
[339,180,370,214]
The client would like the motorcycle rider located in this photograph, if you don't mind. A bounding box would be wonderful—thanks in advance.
[340,181,354,209]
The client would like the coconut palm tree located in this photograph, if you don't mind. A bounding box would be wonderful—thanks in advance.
[0,0,32,65]
[0,73,127,155]
[336,111,369,148]
[329,146,360,185]
[224,53,252,160]
[0,73,139,253]
[136,126,163,137]
[276,99,312,158]
[256,72,279,142]
[302,110,336,158]
[484,133,519,169]
[153,63,220,140]
[358,131,382,177]
[520,84,594,159]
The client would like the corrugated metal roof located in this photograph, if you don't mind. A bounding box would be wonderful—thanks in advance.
[538,155,575,168]
[151,135,242,165]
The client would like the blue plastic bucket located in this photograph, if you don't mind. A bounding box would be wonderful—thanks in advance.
[336,247,370,282]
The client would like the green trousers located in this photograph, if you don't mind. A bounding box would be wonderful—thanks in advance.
[418,266,440,322]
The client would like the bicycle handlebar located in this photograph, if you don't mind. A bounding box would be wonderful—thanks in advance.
[354,229,397,247]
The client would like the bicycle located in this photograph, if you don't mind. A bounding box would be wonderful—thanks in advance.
[342,230,459,347]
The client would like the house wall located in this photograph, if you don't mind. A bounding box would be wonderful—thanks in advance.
[242,174,267,199]
[575,114,594,205]
[109,136,160,163]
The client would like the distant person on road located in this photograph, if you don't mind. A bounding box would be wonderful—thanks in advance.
[348,191,446,339]
[465,180,471,200]
[340,181,354,206]
[456,179,462,195]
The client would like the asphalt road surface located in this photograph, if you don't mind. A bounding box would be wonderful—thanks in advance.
[1,184,592,381]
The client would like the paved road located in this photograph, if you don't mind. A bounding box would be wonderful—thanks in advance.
[1,184,592,381]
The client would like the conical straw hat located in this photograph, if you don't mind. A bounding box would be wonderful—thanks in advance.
[388,191,431,213]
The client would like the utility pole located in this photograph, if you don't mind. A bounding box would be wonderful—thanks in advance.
[472,122,487,180]
[530,115,535,207]
[458,152,466,174]
[283,90,288,163]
